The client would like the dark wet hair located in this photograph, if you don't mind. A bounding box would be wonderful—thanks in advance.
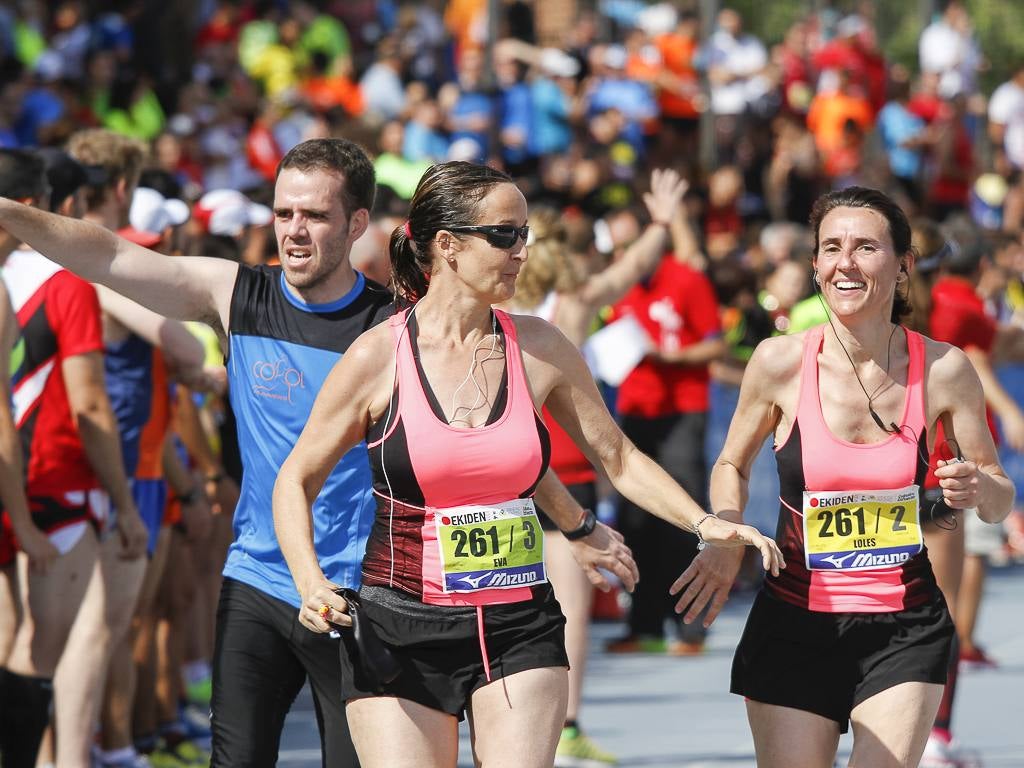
[390,161,513,303]
[276,138,376,217]
[0,149,47,201]
[809,186,913,322]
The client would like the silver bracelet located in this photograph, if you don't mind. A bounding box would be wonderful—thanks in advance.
[694,513,718,551]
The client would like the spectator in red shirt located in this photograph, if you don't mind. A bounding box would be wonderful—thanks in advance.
[607,253,726,654]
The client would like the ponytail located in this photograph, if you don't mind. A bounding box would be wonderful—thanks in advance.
[389,223,431,305]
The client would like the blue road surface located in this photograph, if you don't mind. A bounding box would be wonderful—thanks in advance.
[277,563,1024,767]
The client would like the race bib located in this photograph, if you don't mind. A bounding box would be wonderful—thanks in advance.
[435,499,547,593]
[802,485,922,571]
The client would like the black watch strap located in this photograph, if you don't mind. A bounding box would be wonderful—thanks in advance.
[562,509,597,541]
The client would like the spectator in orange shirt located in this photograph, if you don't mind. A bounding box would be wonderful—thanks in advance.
[806,70,873,178]
[654,11,702,158]
[301,51,364,119]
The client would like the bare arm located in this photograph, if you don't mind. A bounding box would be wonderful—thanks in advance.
[95,285,205,377]
[63,352,147,558]
[533,470,639,591]
[668,199,706,270]
[964,345,1024,453]
[0,284,58,571]
[521,316,782,572]
[162,429,212,543]
[930,343,1015,524]
[655,335,728,366]
[578,169,688,308]
[272,325,393,630]
[0,199,238,340]
[671,335,798,625]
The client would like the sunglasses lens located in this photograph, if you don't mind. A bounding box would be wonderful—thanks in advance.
[487,227,517,249]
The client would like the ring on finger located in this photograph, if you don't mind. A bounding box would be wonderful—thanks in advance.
[318,604,331,618]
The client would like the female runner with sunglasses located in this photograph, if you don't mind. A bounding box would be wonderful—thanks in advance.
[672,186,1014,768]
[273,161,784,768]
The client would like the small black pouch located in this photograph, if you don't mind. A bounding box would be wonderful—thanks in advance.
[334,588,402,692]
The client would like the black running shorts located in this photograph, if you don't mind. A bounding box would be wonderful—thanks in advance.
[339,583,568,719]
[731,590,954,733]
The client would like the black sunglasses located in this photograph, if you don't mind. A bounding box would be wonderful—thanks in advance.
[447,224,530,249]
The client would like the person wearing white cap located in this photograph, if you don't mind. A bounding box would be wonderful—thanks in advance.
[195,189,273,238]
[130,187,191,243]
[193,189,274,267]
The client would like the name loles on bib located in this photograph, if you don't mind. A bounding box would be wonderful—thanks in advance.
[802,485,923,571]
[435,498,547,593]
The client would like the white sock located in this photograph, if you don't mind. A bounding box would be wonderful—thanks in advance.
[100,746,136,764]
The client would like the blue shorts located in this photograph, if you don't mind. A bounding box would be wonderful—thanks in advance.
[133,478,168,557]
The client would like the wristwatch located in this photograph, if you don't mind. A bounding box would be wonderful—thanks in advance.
[562,509,597,541]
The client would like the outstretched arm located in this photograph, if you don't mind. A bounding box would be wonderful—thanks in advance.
[533,471,638,592]
[524,318,783,573]
[671,338,793,626]
[95,285,206,379]
[0,199,238,338]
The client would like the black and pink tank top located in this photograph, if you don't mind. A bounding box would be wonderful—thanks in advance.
[362,308,551,606]
[769,325,938,613]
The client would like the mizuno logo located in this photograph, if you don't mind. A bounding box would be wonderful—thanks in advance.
[852,551,911,568]
[455,572,492,589]
[821,553,855,569]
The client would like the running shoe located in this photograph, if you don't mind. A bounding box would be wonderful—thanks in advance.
[920,735,983,767]
[95,750,153,768]
[667,639,705,656]
[959,644,998,668]
[179,704,212,741]
[149,739,209,768]
[554,726,618,767]
[185,677,212,708]
[604,635,667,654]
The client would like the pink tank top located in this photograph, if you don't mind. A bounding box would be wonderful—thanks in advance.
[769,325,937,613]
[362,308,551,606]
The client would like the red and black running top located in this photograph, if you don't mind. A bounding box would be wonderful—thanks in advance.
[769,325,939,613]
[362,308,551,605]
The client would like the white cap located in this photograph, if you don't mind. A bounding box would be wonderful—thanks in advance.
[637,3,678,36]
[836,14,867,38]
[195,189,273,237]
[603,45,628,70]
[130,187,191,235]
[539,48,580,79]
[446,137,484,162]
[33,50,64,82]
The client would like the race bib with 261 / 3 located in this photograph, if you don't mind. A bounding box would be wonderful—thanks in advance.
[802,485,922,571]
[435,499,547,593]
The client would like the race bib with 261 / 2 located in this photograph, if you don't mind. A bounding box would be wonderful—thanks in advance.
[435,499,547,592]
[802,485,923,571]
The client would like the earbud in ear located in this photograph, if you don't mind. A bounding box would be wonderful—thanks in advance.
[813,270,820,284]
